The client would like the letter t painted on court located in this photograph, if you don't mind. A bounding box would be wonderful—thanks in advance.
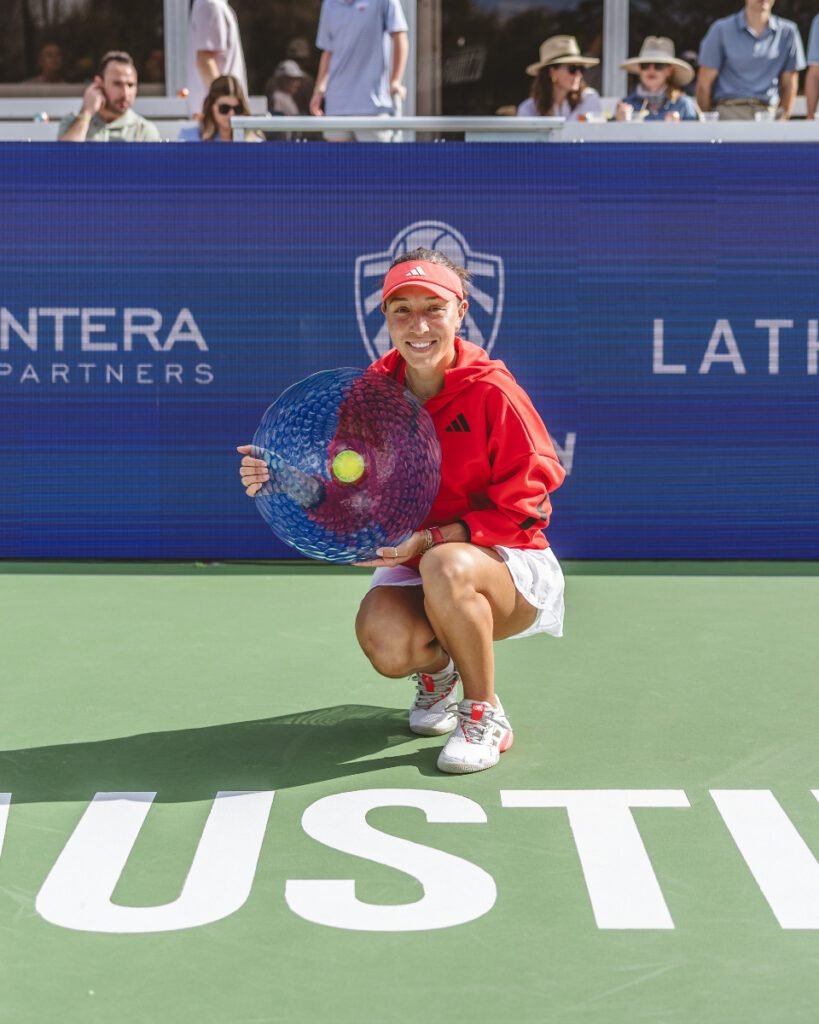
[501,789,690,929]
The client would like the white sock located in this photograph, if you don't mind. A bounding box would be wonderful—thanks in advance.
[431,657,455,680]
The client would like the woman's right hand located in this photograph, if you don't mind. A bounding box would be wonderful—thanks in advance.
[355,530,430,567]
[236,445,270,497]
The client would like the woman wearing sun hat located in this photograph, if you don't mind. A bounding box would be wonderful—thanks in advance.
[516,35,602,120]
[615,36,699,121]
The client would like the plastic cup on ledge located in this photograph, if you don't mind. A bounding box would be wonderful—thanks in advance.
[754,109,775,122]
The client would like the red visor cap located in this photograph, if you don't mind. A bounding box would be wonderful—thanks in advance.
[381,260,464,304]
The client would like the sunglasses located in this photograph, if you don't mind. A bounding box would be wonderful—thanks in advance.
[216,102,243,115]
[639,62,670,70]
[560,64,584,74]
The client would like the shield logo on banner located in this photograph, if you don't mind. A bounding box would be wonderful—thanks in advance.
[355,222,505,361]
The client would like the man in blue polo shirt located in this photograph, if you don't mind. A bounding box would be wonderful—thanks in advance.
[696,0,805,120]
[309,0,408,141]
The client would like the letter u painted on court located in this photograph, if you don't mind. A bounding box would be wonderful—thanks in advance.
[35,791,275,933]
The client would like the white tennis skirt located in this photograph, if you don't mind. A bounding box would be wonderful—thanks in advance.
[367,545,564,640]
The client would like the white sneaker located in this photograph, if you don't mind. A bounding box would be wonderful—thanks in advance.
[437,697,513,774]
[408,667,459,736]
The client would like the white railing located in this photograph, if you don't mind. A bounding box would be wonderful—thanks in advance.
[231,115,564,143]
[554,119,819,142]
[1,108,818,144]
[231,113,819,144]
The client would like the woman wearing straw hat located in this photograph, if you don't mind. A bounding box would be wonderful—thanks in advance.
[615,37,699,122]
[516,35,602,121]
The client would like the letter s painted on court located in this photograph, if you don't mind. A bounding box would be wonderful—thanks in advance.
[285,789,497,931]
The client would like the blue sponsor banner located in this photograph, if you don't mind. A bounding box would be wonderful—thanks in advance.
[0,142,817,559]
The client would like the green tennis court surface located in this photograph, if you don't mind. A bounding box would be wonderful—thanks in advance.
[1,561,818,1024]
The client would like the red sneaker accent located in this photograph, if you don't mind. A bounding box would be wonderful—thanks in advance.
[499,729,514,753]
[420,674,435,693]
[470,703,486,723]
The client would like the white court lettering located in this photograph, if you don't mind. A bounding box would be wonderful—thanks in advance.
[2,788,815,934]
[501,789,690,929]
[285,789,496,931]
[712,790,819,929]
[35,791,275,933]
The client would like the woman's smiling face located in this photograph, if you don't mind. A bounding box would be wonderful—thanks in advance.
[383,288,467,375]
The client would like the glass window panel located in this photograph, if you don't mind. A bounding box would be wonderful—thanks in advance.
[1,0,164,92]
[628,1,815,70]
[230,0,321,102]
[443,0,604,114]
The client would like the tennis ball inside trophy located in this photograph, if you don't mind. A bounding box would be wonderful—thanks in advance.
[331,448,366,484]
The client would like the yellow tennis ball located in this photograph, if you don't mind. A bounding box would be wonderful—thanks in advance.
[331,448,365,484]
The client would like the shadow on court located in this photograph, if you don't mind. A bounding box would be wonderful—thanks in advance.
[0,705,444,803]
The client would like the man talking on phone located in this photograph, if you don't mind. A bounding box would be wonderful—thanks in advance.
[58,51,161,142]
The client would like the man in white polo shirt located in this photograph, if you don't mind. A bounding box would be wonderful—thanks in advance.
[187,0,248,117]
[309,0,408,142]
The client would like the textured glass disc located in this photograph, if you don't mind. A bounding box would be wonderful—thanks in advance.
[252,367,441,563]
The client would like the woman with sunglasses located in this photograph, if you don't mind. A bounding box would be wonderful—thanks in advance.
[516,35,601,121]
[178,74,262,141]
[615,37,699,122]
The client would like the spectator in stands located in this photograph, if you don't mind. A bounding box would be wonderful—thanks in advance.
[266,60,306,117]
[187,0,247,119]
[516,35,601,121]
[142,47,165,85]
[285,37,315,115]
[805,15,819,120]
[58,51,161,143]
[178,74,262,142]
[24,42,65,84]
[310,0,408,142]
[696,1,805,120]
[615,37,699,122]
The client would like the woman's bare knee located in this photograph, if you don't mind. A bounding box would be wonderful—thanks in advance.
[420,545,475,605]
[355,591,433,678]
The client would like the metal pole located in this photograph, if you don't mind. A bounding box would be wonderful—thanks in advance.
[416,0,441,117]
[401,0,416,116]
[163,0,188,97]
[602,0,628,100]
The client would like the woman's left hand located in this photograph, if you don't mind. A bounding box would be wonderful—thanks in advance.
[354,530,428,567]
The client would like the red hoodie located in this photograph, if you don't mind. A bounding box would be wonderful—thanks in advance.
[370,339,565,549]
